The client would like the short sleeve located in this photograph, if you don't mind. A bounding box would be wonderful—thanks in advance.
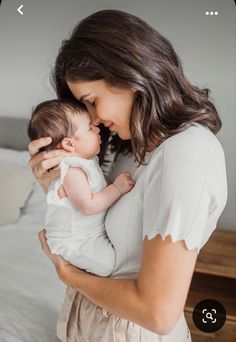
[142,131,228,254]
[60,156,96,187]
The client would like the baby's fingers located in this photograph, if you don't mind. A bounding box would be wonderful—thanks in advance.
[121,172,131,177]
[124,175,134,182]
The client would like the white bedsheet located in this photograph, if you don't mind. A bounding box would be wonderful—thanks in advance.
[0,211,66,342]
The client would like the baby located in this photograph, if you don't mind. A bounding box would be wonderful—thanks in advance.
[28,99,135,276]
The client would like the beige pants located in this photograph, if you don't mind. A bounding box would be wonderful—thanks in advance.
[57,287,191,342]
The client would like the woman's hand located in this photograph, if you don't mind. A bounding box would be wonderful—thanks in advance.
[38,229,79,286]
[28,137,70,192]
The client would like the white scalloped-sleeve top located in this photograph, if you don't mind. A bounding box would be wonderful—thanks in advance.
[105,123,228,279]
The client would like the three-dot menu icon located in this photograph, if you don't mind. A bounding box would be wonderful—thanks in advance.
[205,11,218,15]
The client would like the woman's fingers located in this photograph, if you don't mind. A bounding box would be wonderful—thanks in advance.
[36,168,61,193]
[29,149,64,169]
[38,229,58,264]
[38,229,51,257]
[28,137,52,157]
[44,168,61,182]
[38,228,70,279]
[28,144,69,192]
[33,155,64,178]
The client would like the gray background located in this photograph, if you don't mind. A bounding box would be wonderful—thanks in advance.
[0,0,235,230]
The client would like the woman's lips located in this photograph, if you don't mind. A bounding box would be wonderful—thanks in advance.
[109,124,115,131]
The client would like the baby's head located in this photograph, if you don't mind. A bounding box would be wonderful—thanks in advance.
[28,99,101,159]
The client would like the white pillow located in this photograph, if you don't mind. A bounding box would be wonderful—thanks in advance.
[0,148,46,214]
[0,164,35,225]
[0,148,30,167]
[22,182,46,214]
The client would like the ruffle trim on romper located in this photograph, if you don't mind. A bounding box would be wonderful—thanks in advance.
[61,156,97,187]
[47,156,99,206]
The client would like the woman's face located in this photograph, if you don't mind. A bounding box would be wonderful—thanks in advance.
[66,80,135,140]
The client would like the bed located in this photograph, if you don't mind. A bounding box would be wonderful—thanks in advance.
[0,117,65,342]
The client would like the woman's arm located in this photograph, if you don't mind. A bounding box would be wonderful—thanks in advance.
[39,230,198,335]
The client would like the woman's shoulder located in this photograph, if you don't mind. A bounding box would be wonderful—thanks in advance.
[142,123,228,254]
[152,123,224,165]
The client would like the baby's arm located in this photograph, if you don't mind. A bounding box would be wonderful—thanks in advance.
[62,167,135,215]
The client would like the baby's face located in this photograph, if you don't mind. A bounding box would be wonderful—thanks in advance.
[71,112,101,158]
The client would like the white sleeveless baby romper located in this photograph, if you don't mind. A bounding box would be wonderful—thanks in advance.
[45,155,115,276]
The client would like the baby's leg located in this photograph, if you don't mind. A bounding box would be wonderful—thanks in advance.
[60,233,116,277]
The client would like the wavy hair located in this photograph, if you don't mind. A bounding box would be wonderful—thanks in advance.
[52,9,221,165]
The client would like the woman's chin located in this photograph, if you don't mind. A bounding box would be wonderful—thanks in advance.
[117,131,131,140]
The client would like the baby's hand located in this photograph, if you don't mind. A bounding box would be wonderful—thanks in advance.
[113,172,135,195]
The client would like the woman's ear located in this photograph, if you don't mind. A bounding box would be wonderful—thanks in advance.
[61,137,75,152]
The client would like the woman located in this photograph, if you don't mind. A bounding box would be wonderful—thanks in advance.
[28,10,227,341]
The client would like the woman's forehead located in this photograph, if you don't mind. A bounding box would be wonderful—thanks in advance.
[67,79,122,99]
[67,80,104,97]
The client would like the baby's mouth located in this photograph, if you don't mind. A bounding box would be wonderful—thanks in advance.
[109,123,115,131]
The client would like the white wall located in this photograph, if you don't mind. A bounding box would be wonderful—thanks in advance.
[0,0,235,230]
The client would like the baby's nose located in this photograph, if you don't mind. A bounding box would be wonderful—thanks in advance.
[95,126,100,134]
[91,114,101,126]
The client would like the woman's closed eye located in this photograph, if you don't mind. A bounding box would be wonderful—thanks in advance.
[85,100,96,107]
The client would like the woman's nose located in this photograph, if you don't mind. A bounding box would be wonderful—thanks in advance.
[91,113,101,126]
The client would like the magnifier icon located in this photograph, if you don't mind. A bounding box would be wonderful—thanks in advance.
[194,300,225,332]
[206,312,213,320]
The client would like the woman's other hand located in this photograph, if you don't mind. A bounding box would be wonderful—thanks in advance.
[28,137,69,192]
[38,229,78,286]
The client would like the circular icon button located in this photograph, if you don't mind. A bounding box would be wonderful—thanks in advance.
[192,299,226,333]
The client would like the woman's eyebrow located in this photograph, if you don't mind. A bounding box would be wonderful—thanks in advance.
[79,94,90,102]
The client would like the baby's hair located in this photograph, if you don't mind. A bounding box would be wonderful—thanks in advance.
[28,99,87,152]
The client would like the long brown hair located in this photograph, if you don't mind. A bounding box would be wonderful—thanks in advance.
[52,9,221,166]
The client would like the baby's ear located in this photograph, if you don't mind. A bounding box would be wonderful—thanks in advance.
[61,137,75,152]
